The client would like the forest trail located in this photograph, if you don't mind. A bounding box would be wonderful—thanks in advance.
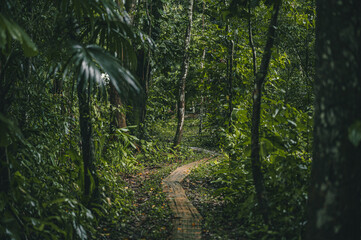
[162,157,209,239]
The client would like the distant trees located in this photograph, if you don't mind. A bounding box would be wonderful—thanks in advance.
[0,0,38,193]
[173,0,194,146]
[60,1,140,202]
[250,0,281,225]
[306,1,361,239]
[0,0,140,202]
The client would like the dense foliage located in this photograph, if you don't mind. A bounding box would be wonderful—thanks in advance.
[2,0,359,239]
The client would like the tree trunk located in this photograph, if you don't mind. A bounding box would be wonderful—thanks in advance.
[305,1,361,239]
[138,0,153,139]
[77,87,98,201]
[199,0,206,135]
[250,1,281,225]
[110,83,127,130]
[228,39,234,122]
[0,147,10,193]
[248,1,257,76]
[0,58,10,193]
[109,0,137,132]
[125,0,136,15]
[173,0,194,147]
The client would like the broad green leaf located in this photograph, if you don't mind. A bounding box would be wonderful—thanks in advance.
[68,44,140,101]
[0,14,38,56]
[348,121,361,147]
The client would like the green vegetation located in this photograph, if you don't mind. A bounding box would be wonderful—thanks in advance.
[1,0,361,239]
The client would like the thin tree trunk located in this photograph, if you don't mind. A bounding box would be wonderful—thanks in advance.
[125,0,136,16]
[248,1,257,76]
[199,0,206,135]
[0,147,10,192]
[305,1,361,239]
[199,95,204,134]
[173,0,194,147]
[0,58,10,193]
[109,0,137,132]
[138,0,152,138]
[77,87,98,202]
[110,84,127,130]
[228,39,234,122]
[250,1,281,225]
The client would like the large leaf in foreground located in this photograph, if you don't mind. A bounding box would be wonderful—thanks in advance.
[67,44,141,100]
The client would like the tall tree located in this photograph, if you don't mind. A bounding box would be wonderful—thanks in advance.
[137,0,161,139]
[227,25,234,123]
[110,83,127,129]
[108,0,137,131]
[199,0,206,134]
[59,0,140,202]
[0,1,38,193]
[305,1,361,239]
[250,0,281,225]
[173,0,194,146]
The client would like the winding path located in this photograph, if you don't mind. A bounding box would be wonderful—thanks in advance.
[162,159,208,239]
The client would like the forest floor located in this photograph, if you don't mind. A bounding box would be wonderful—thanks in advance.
[162,156,206,239]
[97,116,308,240]
[96,116,224,240]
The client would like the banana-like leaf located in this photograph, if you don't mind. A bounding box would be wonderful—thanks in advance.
[67,44,141,100]
[56,0,129,24]
[90,19,138,70]
[0,13,38,56]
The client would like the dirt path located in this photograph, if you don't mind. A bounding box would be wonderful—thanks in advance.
[162,159,209,240]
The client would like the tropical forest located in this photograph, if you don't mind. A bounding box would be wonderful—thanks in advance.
[1,0,360,239]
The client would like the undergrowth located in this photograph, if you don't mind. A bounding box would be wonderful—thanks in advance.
[183,153,310,240]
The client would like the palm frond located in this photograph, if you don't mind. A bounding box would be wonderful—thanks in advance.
[66,44,141,100]
[56,0,130,25]
[0,13,38,56]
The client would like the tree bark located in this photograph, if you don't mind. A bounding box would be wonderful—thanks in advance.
[110,83,127,129]
[0,147,10,193]
[109,0,137,132]
[0,58,10,193]
[77,86,98,201]
[125,0,136,14]
[227,39,234,122]
[305,1,361,239]
[173,0,194,147]
[248,1,257,76]
[199,0,206,135]
[138,0,153,139]
[250,0,281,225]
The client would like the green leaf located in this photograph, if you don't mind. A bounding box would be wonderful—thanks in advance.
[348,121,361,147]
[0,114,25,147]
[251,0,261,8]
[0,14,38,56]
[287,119,297,127]
[68,44,140,101]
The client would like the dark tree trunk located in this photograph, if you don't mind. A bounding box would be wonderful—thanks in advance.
[248,0,257,76]
[77,87,98,201]
[137,0,153,139]
[136,49,148,137]
[0,58,10,193]
[199,0,206,135]
[0,147,10,193]
[227,39,234,122]
[250,1,281,225]
[305,1,361,239]
[125,0,136,14]
[109,0,137,132]
[110,83,127,130]
[173,0,194,147]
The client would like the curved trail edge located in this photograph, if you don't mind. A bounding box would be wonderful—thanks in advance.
[162,150,220,239]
